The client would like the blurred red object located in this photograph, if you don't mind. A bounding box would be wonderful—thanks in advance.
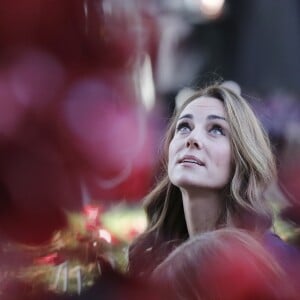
[34,252,65,266]
[84,205,101,231]
[128,228,140,240]
[61,76,156,202]
[0,0,147,70]
[0,0,158,246]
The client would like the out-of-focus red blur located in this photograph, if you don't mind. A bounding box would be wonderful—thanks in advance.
[0,0,159,245]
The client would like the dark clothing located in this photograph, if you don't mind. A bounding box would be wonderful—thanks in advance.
[262,231,300,290]
[129,230,300,282]
[128,232,183,277]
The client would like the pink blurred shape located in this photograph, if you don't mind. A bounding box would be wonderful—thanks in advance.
[8,50,65,111]
[63,77,155,201]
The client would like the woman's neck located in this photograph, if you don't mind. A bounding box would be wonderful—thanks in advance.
[181,189,223,237]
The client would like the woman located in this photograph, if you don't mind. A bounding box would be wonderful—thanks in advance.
[128,82,295,277]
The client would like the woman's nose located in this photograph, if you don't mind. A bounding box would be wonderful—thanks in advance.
[186,136,202,149]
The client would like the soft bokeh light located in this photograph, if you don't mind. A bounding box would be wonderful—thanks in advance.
[99,229,112,244]
[199,0,225,18]
[137,54,156,111]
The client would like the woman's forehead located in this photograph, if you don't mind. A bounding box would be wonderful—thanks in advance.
[179,96,226,118]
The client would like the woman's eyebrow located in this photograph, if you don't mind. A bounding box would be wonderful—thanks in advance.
[178,113,227,122]
[178,113,193,120]
[207,114,227,122]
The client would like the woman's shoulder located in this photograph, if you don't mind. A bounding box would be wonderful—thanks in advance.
[263,231,300,257]
[262,231,300,275]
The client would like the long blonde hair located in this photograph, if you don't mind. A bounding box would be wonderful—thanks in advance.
[135,82,276,246]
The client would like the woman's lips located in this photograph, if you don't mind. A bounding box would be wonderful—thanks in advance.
[178,155,205,166]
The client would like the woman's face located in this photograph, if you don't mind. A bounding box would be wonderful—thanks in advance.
[168,96,232,192]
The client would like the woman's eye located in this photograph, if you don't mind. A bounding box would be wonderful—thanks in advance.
[176,122,191,134]
[210,124,225,136]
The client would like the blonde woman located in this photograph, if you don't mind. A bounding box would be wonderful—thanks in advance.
[128,82,299,278]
